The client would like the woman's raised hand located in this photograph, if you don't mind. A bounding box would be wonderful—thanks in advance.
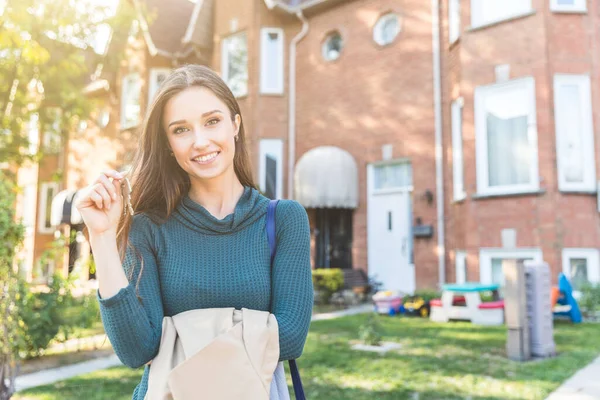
[75,170,125,236]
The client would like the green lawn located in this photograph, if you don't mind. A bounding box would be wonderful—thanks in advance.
[15,315,600,400]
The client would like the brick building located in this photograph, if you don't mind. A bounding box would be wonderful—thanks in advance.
[18,0,600,294]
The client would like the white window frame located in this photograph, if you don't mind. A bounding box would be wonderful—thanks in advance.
[259,139,284,199]
[475,77,539,196]
[260,28,284,95]
[550,0,587,13]
[471,0,533,28]
[452,98,466,201]
[38,182,59,234]
[221,32,248,98]
[562,248,600,290]
[373,13,401,46]
[456,250,467,284]
[449,0,460,44]
[148,68,171,107]
[554,74,595,192]
[120,73,141,129]
[479,248,543,285]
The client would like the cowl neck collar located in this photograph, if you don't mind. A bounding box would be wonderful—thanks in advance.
[173,186,268,235]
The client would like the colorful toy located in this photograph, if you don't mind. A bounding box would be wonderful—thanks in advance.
[551,273,582,323]
[372,291,403,316]
[402,296,431,318]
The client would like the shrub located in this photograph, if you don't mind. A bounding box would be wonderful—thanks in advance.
[312,269,344,304]
[579,283,600,318]
[413,289,441,302]
[358,314,383,346]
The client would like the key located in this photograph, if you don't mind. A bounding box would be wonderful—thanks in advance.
[121,177,134,216]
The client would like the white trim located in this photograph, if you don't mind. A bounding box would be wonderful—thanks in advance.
[38,182,59,234]
[479,248,543,284]
[470,0,532,28]
[259,139,284,199]
[182,0,204,43]
[221,32,248,98]
[550,0,587,13]
[260,28,285,95]
[554,74,596,192]
[475,77,539,196]
[452,98,466,201]
[120,73,141,129]
[148,68,171,107]
[456,250,467,284]
[449,0,460,44]
[562,248,600,287]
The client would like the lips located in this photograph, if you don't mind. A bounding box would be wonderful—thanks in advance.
[191,151,220,165]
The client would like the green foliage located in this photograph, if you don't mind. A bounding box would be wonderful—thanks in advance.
[412,289,441,303]
[312,269,344,304]
[358,314,383,346]
[579,283,600,317]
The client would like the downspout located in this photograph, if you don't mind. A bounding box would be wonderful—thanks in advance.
[287,11,309,199]
[431,0,445,287]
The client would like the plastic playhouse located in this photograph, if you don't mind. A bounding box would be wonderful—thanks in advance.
[429,283,505,326]
[551,273,582,323]
[372,291,403,315]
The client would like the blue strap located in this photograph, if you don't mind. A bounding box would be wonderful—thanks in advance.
[266,200,306,400]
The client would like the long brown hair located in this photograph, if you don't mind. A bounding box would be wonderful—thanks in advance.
[116,65,256,285]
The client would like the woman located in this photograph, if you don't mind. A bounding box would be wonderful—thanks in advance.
[75,65,313,399]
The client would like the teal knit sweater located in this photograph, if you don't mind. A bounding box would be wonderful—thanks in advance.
[97,187,313,399]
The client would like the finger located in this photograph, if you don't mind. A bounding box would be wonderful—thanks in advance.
[90,191,104,209]
[101,169,125,180]
[97,174,119,201]
[93,183,112,210]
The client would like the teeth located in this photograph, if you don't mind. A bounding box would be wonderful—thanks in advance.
[193,152,218,163]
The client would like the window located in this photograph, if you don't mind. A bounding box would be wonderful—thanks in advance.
[222,32,248,98]
[22,184,36,232]
[121,73,141,129]
[259,139,283,199]
[479,248,543,286]
[373,13,401,46]
[554,74,595,192]
[562,249,600,293]
[148,68,170,106]
[551,0,587,12]
[260,28,284,94]
[471,0,532,28]
[475,77,539,195]
[27,113,39,155]
[449,0,460,43]
[452,98,466,200]
[373,162,412,191]
[38,182,59,234]
[322,31,343,61]
[456,250,467,284]
[42,108,62,154]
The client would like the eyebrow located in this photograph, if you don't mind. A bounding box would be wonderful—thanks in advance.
[167,109,223,128]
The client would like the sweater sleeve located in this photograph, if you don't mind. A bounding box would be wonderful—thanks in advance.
[97,214,164,369]
[272,200,314,360]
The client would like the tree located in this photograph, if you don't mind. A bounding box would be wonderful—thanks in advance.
[0,0,134,168]
[0,1,134,397]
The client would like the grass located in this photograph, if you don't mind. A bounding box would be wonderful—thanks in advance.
[14,315,600,400]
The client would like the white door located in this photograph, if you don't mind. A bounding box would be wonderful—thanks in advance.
[367,163,414,294]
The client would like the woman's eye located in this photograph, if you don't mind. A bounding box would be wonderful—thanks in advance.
[173,127,189,134]
[206,118,220,126]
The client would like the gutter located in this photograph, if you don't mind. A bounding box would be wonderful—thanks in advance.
[265,1,310,199]
[431,0,446,287]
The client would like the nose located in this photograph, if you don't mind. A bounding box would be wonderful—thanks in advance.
[192,126,210,149]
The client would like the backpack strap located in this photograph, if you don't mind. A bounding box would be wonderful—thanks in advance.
[266,199,306,400]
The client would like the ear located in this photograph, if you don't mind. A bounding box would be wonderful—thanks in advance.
[233,114,241,136]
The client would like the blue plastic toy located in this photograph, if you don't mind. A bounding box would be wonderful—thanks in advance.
[553,273,582,324]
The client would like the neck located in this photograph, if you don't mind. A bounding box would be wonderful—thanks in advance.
[188,170,245,219]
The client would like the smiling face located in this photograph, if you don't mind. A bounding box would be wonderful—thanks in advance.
[162,86,241,185]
